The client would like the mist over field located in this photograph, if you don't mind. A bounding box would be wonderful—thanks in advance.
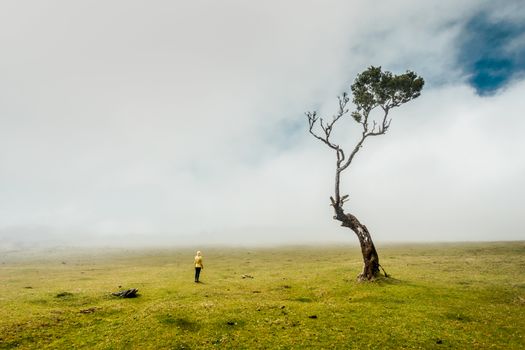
[1,1,525,248]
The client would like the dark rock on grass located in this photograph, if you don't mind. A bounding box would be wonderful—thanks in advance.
[80,307,98,314]
[436,339,443,344]
[56,292,73,298]
[223,319,246,328]
[308,315,318,319]
[112,288,139,298]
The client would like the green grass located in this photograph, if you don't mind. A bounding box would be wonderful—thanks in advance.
[1,242,524,349]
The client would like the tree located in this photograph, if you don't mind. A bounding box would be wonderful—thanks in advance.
[306,66,424,281]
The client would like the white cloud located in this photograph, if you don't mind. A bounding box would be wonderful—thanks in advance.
[0,0,523,246]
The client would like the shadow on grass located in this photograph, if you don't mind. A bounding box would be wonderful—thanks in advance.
[371,276,405,286]
[157,315,200,331]
[344,276,406,286]
[292,297,313,303]
[444,311,473,322]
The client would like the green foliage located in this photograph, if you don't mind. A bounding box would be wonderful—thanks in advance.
[350,66,424,121]
[350,111,362,123]
[0,242,523,349]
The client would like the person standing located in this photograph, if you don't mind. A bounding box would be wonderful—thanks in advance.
[194,251,203,283]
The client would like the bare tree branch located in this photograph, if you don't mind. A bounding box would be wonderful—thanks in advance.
[305,92,350,155]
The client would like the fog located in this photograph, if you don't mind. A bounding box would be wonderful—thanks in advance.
[1,0,524,248]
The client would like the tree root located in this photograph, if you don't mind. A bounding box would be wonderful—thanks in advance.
[379,264,389,278]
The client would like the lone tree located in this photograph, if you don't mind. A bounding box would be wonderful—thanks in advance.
[306,66,424,281]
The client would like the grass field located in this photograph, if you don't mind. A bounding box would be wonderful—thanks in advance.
[1,242,524,349]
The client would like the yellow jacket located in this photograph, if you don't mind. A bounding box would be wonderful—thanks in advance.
[194,255,203,268]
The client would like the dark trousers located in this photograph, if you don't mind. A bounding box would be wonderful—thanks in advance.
[195,267,201,282]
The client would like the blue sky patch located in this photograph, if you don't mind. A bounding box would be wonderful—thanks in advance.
[458,13,525,95]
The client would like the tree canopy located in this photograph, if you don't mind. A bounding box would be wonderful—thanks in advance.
[351,66,424,123]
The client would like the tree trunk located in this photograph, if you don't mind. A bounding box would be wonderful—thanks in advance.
[331,199,381,281]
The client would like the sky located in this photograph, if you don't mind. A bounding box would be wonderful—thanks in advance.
[1,0,524,248]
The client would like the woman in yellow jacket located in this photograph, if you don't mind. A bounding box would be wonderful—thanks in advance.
[194,251,203,283]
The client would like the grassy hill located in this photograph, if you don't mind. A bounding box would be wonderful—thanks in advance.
[1,242,524,349]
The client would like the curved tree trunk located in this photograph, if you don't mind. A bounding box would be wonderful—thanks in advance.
[331,198,380,280]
